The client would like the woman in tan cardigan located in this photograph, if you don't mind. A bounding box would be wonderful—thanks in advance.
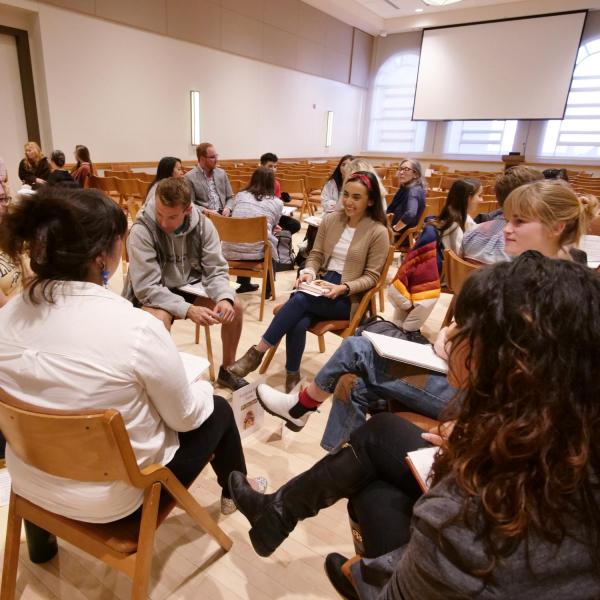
[229,171,389,393]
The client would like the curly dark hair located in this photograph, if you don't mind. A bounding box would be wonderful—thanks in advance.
[433,251,600,575]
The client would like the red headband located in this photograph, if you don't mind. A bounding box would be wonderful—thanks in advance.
[349,173,372,191]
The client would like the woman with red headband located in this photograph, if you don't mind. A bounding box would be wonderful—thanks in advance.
[229,171,390,393]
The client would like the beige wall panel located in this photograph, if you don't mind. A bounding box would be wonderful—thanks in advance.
[95,0,166,34]
[40,0,95,15]
[296,37,325,78]
[297,2,326,44]
[350,28,372,89]
[323,14,353,55]
[323,48,350,83]
[222,8,263,61]
[222,0,263,21]
[167,0,221,49]
[262,22,297,70]
[262,0,299,36]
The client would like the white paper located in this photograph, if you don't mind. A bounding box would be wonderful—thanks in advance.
[231,378,265,438]
[0,469,11,507]
[281,206,296,216]
[179,352,210,384]
[406,446,438,491]
[361,331,448,373]
[304,216,322,228]
[580,235,600,265]
[177,280,208,297]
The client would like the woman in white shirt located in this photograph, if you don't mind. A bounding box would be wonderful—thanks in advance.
[0,186,264,525]
[320,154,354,213]
[433,178,482,254]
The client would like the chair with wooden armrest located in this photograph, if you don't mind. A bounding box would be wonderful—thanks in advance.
[88,175,122,209]
[0,389,232,600]
[205,213,275,322]
[389,209,428,253]
[258,246,395,374]
[441,249,480,327]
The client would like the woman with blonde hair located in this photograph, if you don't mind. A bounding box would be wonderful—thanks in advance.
[18,142,50,188]
[503,179,598,261]
[336,158,387,211]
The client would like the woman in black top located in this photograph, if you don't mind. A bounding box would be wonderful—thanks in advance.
[387,158,426,235]
[18,142,50,188]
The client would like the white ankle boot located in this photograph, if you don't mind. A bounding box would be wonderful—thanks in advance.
[256,384,312,432]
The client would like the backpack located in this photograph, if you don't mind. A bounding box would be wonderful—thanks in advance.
[274,230,296,271]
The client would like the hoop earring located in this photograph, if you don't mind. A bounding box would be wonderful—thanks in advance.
[100,263,109,288]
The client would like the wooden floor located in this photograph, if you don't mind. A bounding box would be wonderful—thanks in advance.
[0,222,450,599]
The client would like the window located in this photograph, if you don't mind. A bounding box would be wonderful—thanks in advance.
[540,39,600,158]
[444,120,518,155]
[367,53,427,153]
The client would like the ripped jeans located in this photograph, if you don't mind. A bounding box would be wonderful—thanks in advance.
[314,336,458,451]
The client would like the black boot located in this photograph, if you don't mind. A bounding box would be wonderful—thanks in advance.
[228,446,373,557]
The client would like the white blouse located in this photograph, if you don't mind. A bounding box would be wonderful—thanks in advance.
[327,225,356,274]
[0,282,213,523]
[441,215,476,254]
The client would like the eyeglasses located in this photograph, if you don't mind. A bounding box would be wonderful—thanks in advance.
[398,167,416,173]
[206,154,218,160]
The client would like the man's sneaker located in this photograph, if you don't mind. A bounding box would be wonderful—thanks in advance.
[236,282,259,294]
[217,366,248,391]
[256,384,311,432]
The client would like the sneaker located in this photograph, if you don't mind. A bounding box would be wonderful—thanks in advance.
[324,553,359,600]
[256,383,311,432]
[221,475,267,515]
[217,366,249,391]
[236,282,259,294]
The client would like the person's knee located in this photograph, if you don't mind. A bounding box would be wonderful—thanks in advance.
[350,412,408,446]
[142,306,173,331]
[232,297,244,321]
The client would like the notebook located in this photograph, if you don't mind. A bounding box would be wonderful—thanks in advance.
[177,280,208,297]
[406,446,439,492]
[361,331,448,373]
[179,352,210,384]
[298,279,331,297]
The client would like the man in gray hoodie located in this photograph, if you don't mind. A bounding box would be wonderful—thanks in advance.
[123,177,247,391]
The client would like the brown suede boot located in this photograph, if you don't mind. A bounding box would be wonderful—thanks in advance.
[228,345,266,378]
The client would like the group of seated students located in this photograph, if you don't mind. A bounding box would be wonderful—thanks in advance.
[0,141,599,599]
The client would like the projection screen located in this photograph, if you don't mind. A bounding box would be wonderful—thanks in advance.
[412,11,587,121]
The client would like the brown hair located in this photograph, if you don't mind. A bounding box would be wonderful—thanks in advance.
[494,166,543,206]
[195,142,214,161]
[433,253,600,575]
[242,167,275,200]
[504,179,598,250]
[156,177,192,208]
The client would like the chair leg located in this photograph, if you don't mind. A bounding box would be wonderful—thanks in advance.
[259,273,267,322]
[195,323,200,344]
[258,342,279,375]
[1,492,22,600]
[378,287,385,312]
[269,264,276,302]
[131,483,161,600]
[204,326,215,382]
[318,335,326,353]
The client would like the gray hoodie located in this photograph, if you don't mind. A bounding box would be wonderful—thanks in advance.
[122,196,234,319]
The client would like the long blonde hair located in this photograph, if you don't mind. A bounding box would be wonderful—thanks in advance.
[504,179,598,250]
[23,142,44,170]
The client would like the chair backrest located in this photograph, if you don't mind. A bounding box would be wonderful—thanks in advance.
[443,249,479,295]
[279,178,306,194]
[88,175,118,194]
[0,387,140,485]
[206,213,268,245]
[115,177,141,196]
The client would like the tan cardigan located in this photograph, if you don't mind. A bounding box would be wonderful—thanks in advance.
[304,211,389,317]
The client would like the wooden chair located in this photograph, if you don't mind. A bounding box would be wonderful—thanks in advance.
[259,246,396,373]
[205,213,275,322]
[389,209,428,252]
[88,175,122,210]
[0,389,232,600]
[279,178,311,219]
[441,249,480,327]
[115,178,144,221]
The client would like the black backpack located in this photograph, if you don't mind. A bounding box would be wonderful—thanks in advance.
[274,230,296,271]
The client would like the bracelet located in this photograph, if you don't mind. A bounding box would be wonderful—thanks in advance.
[343,283,351,296]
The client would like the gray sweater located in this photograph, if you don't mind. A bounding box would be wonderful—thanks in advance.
[352,476,600,599]
[122,197,234,319]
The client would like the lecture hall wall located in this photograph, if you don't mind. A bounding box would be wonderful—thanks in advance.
[0,0,372,182]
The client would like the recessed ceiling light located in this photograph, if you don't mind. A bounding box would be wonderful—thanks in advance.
[415,8,424,12]
[422,0,464,6]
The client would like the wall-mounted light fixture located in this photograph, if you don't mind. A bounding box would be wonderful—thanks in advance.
[190,90,200,145]
[325,111,334,147]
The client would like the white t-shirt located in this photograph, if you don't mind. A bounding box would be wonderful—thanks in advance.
[0,282,213,523]
[327,225,356,274]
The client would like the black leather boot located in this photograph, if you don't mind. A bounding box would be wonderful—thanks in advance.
[228,445,373,557]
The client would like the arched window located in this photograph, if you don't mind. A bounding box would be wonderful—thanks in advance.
[444,120,518,155]
[367,53,427,153]
[541,38,600,158]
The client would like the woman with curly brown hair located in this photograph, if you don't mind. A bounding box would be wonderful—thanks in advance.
[229,252,600,599]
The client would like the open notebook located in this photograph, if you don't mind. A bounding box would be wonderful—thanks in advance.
[406,446,439,492]
[179,352,210,384]
[361,331,448,373]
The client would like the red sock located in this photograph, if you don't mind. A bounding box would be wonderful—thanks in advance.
[298,388,321,409]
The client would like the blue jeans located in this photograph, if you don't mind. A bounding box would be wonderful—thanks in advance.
[262,272,350,373]
[315,336,457,451]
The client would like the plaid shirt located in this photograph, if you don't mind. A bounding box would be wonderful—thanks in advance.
[460,214,509,264]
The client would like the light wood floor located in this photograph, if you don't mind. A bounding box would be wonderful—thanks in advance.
[0,224,450,599]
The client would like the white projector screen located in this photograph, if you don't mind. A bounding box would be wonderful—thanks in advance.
[413,11,586,121]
